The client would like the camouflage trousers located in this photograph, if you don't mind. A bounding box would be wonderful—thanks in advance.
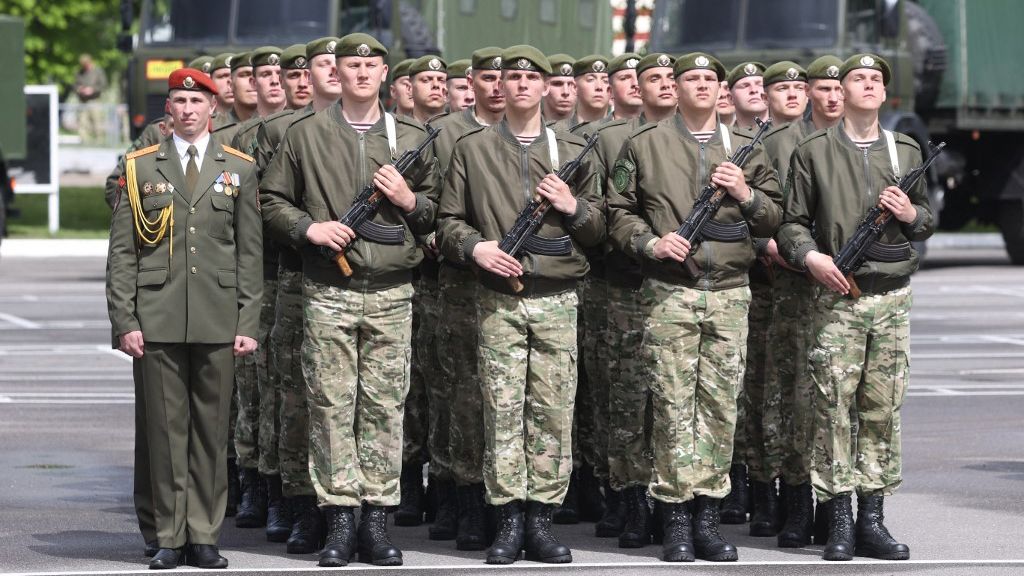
[258,279,281,475]
[606,283,653,491]
[643,279,750,503]
[271,268,313,496]
[421,276,454,481]
[771,270,816,484]
[577,276,610,478]
[302,280,413,507]
[235,279,277,469]
[439,266,484,486]
[736,281,781,483]
[403,277,436,471]
[478,288,578,506]
[809,286,911,503]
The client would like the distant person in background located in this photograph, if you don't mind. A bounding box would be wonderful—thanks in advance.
[74,54,108,144]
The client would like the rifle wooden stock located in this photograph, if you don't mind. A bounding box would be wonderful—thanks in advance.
[334,253,354,276]
[846,274,862,299]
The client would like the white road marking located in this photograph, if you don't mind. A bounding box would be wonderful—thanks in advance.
[0,312,41,329]
[0,392,134,404]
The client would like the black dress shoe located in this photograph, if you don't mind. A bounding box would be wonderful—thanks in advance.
[186,544,229,569]
[148,547,183,570]
[144,540,159,558]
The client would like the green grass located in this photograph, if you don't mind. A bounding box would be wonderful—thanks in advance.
[7,187,111,238]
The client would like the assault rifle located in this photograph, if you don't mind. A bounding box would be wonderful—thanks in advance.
[833,141,945,298]
[498,134,598,293]
[321,126,441,276]
[675,117,772,277]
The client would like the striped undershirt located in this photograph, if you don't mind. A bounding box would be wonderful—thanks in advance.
[852,138,877,150]
[691,130,715,143]
[348,121,374,134]
[515,134,539,146]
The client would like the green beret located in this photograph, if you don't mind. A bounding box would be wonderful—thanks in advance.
[305,37,338,60]
[250,46,284,69]
[840,53,891,85]
[547,54,576,78]
[573,54,610,77]
[764,61,807,85]
[409,55,448,77]
[726,61,766,88]
[230,52,252,72]
[637,53,675,78]
[609,53,641,77]
[675,52,726,81]
[211,53,234,72]
[391,59,414,81]
[501,45,552,75]
[336,33,388,58]
[447,59,471,78]
[807,55,844,81]
[471,47,503,71]
[280,44,307,70]
[189,56,214,74]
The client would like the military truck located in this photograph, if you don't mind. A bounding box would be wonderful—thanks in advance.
[648,0,1024,263]
[0,15,27,247]
[120,0,611,138]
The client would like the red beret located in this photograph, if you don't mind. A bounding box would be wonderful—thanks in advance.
[168,68,218,95]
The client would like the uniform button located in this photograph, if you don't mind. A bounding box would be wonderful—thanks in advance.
[189,207,196,214]
[190,246,197,254]
[189,226,196,234]
[190,266,197,274]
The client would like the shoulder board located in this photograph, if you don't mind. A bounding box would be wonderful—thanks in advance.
[763,122,792,140]
[556,131,588,147]
[264,109,294,123]
[894,132,921,150]
[796,127,830,148]
[629,122,660,139]
[126,144,160,160]
[452,125,487,146]
[222,145,254,163]
[288,109,316,126]
[395,115,426,129]
[594,118,629,134]
[425,111,451,127]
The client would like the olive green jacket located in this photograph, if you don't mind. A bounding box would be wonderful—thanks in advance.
[592,115,645,287]
[429,108,486,175]
[106,136,263,343]
[779,122,934,293]
[437,119,606,296]
[105,120,166,209]
[259,102,439,291]
[607,115,783,290]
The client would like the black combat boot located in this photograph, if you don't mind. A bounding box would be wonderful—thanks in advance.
[235,467,267,528]
[524,501,572,563]
[813,494,829,544]
[486,501,524,564]
[185,544,228,569]
[393,465,424,526]
[749,480,780,536]
[225,457,239,517]
[618,485,651,548]
[594,481,624,537]
[822,494,855,561]
[318,505,356,567]
[777,482,814,548]
[719,464,748,524]
[577,464,606,522]
[455,484,487,551]
[357,504,403,566]
[552,470,579,524]
[265,475,291,542]
[286,495,324,554]
[855,494,910,560]
[428,477,458,540]
[658,501,695,562]
[692,496,739,562]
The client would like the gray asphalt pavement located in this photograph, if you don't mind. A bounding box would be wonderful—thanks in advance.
[0,246,1022,575]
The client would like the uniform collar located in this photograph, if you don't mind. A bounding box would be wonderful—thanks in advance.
[172,131,211,164]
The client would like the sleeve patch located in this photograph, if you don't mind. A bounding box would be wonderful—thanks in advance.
[612,158,635,194]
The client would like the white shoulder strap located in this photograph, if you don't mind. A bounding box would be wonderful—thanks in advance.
[384,112,398,157]
[719,123,733,157]
[883,129,900,179]
[545,127,560,171]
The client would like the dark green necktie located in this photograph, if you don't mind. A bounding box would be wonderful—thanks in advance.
[186,144,199,194]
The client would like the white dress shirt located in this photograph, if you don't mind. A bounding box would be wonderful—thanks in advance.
[172,132,211,174]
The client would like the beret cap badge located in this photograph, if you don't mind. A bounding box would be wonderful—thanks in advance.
[268,54,280,66]
[743,63,757,75]
[826,65,840,78]
[786,67,799,80]
[657,54,671,67]
[183,76,195,89]
[860,55,875,67]
[428,57,442,71]
[326,40,337,54]
[560,63,573,76]
[356,43,371,57]
[517,58,530,69]
[695,55,710,68]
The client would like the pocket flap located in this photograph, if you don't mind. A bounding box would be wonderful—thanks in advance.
[142,194,173,211]
[137,268,168,287]
[217,270,237,287]
[211,194,235,211]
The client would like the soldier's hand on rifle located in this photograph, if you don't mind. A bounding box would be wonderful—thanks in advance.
[306,221,357,251]
[472,241,524,278]
[536,174,577,215]
[805,250,851,295]
[653,231,691,262]
[879,186,917,223]
[374,164,417,213]
[711,162,752,203]
[119,330,145,358]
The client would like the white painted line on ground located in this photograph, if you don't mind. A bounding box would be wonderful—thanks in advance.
[942,284,1024,299]
[914,352,1024,359]
[982,335,1024,347]
[0,312,41,329]
[0,374,131,382]
[0,320,109,330]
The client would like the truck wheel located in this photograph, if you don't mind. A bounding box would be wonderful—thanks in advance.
[998,200,1024,265]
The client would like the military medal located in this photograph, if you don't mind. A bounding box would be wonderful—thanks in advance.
[156,182,166,194]
[167,183,175,194]
[215,183,224,193]
[143,182,154,196]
